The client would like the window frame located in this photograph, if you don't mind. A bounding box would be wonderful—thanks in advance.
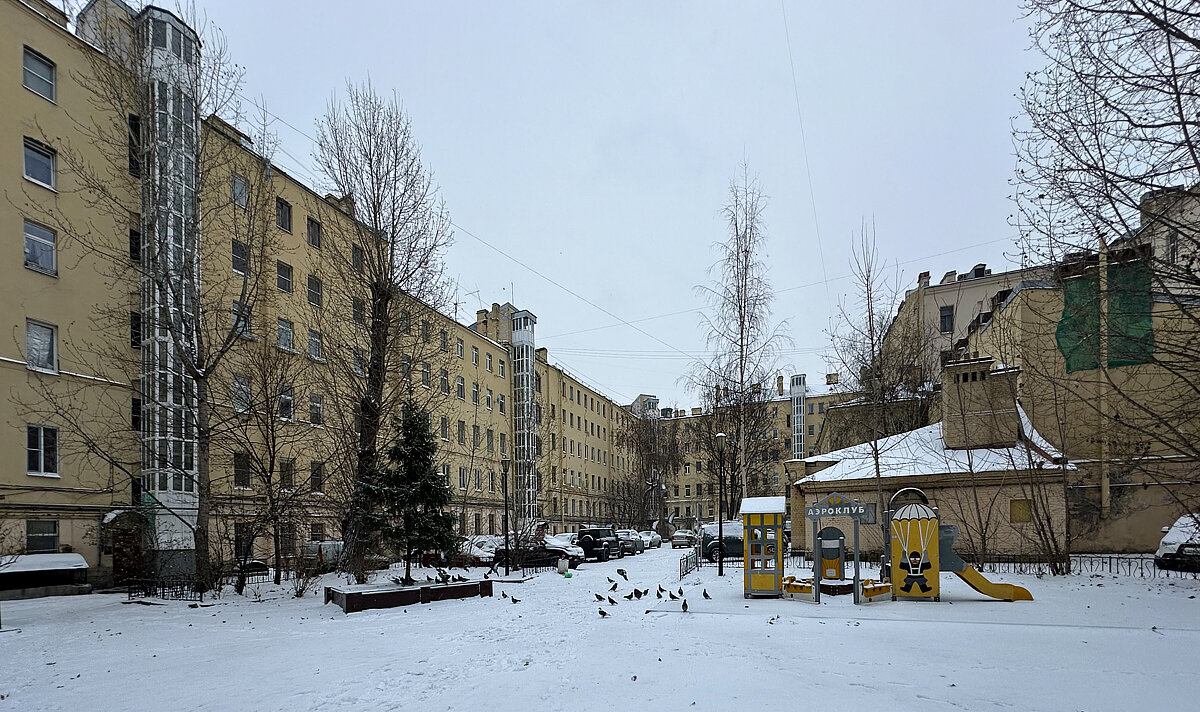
[307,329,324,361]
[25,319,57,373]
[26,424,59,476]
[231,173,249,208]
[23,138,56,190]
[25,519,59,554]
[309,393,324,425]
[276,197,292,232]
[277,318,295,352]
[23,219,56,275]
[307,275,323,308]
[276,261,293,292]
[23,47,56,102]
[231,239,250,275]
[306,217,321,249]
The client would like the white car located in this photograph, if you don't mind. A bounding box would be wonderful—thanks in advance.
[544,533,585,561]
[1155,514,1200,571]
[638,530,662,548]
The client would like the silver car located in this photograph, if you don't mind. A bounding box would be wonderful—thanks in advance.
[671,529,696,548]
[639,530,663,548]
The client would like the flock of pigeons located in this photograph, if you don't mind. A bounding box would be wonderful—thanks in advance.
[585,568,711,618]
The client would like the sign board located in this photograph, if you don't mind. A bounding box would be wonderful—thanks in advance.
[805,492,873,522]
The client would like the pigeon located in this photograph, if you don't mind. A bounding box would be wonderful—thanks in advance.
[609,582,618,592]
[483,571,491,579]
[633,589,644,600]
[607,596,618,606]
[702,589,711,600]
[598,608,609,618]
[501,591,508,599]
[678,587,684,596]
[623,592,635,600]
[656,590,663,599]
[425,575,434,583]
[594,593,605,602]
[682,599,688,612]
[511,597,520,604]
[657,585,665,594]
[669,591,679,600]
[617,569,628,581]
[607,577,616,584]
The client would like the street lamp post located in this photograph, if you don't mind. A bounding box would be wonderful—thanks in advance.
[501,457,512,576]
[715,432,727,577]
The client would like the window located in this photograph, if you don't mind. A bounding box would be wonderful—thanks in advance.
[439,369,450,395]
[25,520,58,554]
[474,469,482,491]
[277,318,295,351]
[130,311,141,348]
[22,48,55,101]
[499,395,506,414]
[278,386,294,419]
[277,261,293,292]
[308,329,324,360]
[939,305,954,334]
[399,310,411,334]
[499,433,506,455]
[25,320,56,373]
[440,330,448,352]
[234,452,251,488]
[456,338,464,358]
[310,461,325,493]
[351,244,364,273]
[472,382,480,404]
[129,229,141,262]
[486,353,493,372]
[353,347,366,376]
[818,402,825,414]
[808,425,815,436]
[131,397,141,431]
[231,173,248,208]
[351,298,366,325]
[233,374,251,413]
[489,471,496,493]
[310,523,325,541]
[457,420,466,445]
[1166,230,1180,265]
[276,197,292,232]
[24,138,55,189]
[27,425,58,475]
[309,393,324,425]
[441,463,450,484]
[472,346,479,365]
[487,429,494,452]
[232,302,252,338]
[421,320,431,343]
[459,467,468,490]
[24,220,56,274]
[280,458,295,489]
[456,377,465,400]
[1010,499,1033,524]
[307,275,323,307]
[306,217,321,248]
[486,388,493,409]
[472,425,480,449]
[232,239,249,274]
[440,416,449,440]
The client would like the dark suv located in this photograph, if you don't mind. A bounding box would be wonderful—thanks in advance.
[577,527,623,561]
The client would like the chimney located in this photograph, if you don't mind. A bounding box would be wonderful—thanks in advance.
[825,373,839,386]
[476,309,489,336]
[691,407,702,416]
[30,0,68,27]
[918,271,931,288]
[940,270,957,285]
[535,347,548,363]
[776,375,784,395]
[940,357,1021,450]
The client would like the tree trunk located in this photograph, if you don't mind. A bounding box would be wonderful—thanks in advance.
[195,382,212,590]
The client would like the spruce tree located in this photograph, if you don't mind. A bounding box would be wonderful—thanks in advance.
[378,400,456,585]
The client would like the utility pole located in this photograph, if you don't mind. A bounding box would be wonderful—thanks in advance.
[501,457,511,576]
[715,432,727,577]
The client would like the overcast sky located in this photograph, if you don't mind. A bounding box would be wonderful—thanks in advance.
[196,0,1035,409]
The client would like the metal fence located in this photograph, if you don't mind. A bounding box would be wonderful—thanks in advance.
[127,577,203,602]
[678,549,699,579]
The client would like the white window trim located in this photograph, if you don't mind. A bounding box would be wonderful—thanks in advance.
[23,220,56,276]
[26,423,60,477]
[22,47,55,102]
[25,319,58,374]
[23,138,56,191]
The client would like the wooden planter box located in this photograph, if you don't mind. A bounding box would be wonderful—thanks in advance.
[325,579,493,614]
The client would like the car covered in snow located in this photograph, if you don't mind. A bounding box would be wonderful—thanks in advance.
[457,538,495,567]
[639,530,663,548]
[577,527,623,561]
[617,529,645,554]
[544,533,586,566]
[671,529,697,548]
[1155,514,1200,571]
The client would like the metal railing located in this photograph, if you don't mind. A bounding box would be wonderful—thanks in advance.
[127,577,203,601]
[679,549,699,579]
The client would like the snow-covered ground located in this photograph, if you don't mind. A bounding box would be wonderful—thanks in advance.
[2,548,1198,711]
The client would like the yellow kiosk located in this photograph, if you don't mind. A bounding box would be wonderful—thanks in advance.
[739,496,786,598]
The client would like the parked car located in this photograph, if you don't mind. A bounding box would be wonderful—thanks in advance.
[544,533,586,567]
[671,529,697,548]
[577,527,623,561]
[1155,514,1200,571]
[457,538,495,567]
[493,536,582,569]
[700,521,745,562]
[617,530,645,554]
[639,530,663,548]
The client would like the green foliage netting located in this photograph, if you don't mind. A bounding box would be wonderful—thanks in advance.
[1055,260,1154,373]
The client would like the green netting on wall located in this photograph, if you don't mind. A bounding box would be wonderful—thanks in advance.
[1055,260,1154,373]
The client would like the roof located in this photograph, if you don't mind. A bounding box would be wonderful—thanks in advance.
[2,553,88,573]
[794,404,1071,486]
[739,496,787,515]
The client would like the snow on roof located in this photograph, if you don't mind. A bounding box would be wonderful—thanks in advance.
[795,404,1071,486]
[739,496,786,514]
[2,553,88,573]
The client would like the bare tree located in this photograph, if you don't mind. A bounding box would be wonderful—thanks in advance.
[1015,0,1200,519]
[690,164,789,517]
[313,82,454,582]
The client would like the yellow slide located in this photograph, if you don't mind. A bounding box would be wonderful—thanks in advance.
[954,566,1033,601]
